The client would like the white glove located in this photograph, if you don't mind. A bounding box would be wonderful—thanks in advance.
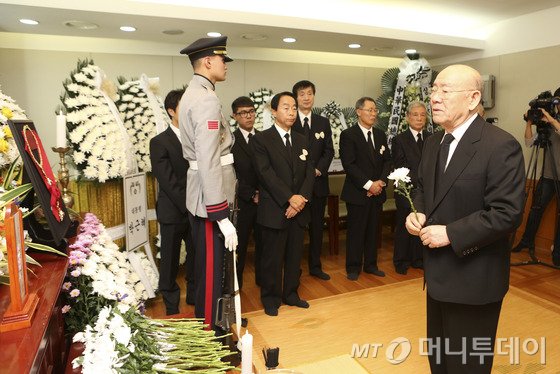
[217,218,238,251]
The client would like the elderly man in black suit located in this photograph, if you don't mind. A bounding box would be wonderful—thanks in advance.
[230,96,263,289]
[392,100,431,275]
[150,88,195,315]
[406,65,525,374]
[291,80,334,280]
[251,92,315,316]
[339,97,391,281]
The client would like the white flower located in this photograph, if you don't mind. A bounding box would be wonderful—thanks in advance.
[299,149,308,161]
[387,167,411,186]
[315,131,325,139]
[380,145,386,155]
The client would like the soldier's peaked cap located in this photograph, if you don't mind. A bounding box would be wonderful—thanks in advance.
[180,36,233,63]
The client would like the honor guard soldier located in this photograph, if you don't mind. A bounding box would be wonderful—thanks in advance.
[178,36,238,332]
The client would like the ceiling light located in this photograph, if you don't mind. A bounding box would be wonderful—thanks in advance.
[405,49,417,54]
[64,20,99,30]
[283,37,296,43]
[241,33,267,41]
[19,19,39,25]
[162,29,183,35]
[348,43,361,49]
[120,26,136,32]
[207,32,221,37]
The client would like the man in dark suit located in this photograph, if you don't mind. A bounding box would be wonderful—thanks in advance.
[291,80,334,280]
[339,97,391,281]
[251,92,315,317]
[406,65,525,374]
[392,100,431,275]
[149,88,195,315]
[230,96,263,288]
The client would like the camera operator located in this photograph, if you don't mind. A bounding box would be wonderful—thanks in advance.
[512,96,560,266]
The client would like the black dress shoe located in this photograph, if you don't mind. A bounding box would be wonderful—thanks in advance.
[310,270,331,280]
[553,257,560,267]
[395,266,408,275]
[364,268,386,277]
[511,242,528,253]
[264,307,278,316]
[186,297,195,306]
[347,272,359,281]
[411,262,423,269]
[166,309,180,316]
[285,299,309,308]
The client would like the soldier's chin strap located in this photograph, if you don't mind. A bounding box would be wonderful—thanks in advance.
[233,249,242,350]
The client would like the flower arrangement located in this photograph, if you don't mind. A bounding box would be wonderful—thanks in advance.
[62,213,158,335]
[376,56,437,146]
[72,304,234,373]
[315,101,357,159]
[0,86,26,169]
[116,75,170,172]
[388,167,418,220]
[61,59,134,182]
[250,88,273,130]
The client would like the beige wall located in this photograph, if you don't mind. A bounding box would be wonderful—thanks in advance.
[0,48,384,165]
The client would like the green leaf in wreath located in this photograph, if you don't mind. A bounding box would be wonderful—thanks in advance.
[381,67,400,94]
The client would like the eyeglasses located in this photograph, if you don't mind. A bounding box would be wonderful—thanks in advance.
[358,108,379,114]
[429,86,477,97]
[235,109,256,118]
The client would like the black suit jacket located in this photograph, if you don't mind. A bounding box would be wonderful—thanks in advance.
[231,129,259,203]
[339,125,392,205]
[251,126,315,229]
[292,113,334,197]
[149,127,188,224]
[392,129,431,188]
[414,116,525,305]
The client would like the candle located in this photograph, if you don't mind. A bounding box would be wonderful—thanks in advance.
[241,330,253,374]
[56,111,67,148]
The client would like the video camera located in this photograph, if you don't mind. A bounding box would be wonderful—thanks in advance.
[524,90,560,124]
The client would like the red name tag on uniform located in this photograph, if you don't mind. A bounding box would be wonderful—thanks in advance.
[207,120,219,130]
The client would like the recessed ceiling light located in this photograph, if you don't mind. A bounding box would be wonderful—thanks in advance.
[19,19,39,25]
[162,29,184,35]
[64,20,99,30]
[283,37,296,43]
[348,43,361,49]
[241,33,268,41]
[207,32,221,37]
[405,49,417,54]
[120,26,136,32]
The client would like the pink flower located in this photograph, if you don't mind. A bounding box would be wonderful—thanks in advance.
[62,282,72,291]
[70,269,81,277]
[70,289,80,298]
[62,305,71,314]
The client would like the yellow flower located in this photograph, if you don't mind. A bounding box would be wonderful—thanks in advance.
[3,126,12,138]
[0,138,9,153]
[1,107,13,120]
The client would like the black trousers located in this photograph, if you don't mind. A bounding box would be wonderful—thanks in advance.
[260,222,304,310]
[308,195,327,274]
[345,199,381,274]
[427,293,503,374]
[236,199,262,288]
[393,194,423,268]
[189,213,224,330]
[159,222,187,314]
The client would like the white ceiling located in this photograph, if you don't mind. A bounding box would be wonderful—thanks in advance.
[1,0,559,60]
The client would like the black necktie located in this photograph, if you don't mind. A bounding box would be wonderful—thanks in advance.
[247,132,253,144]
[436,133,455,192]
[303,117,310,139]
[417,132,423,151]
[284,133,292,162]
[367,130,375,158]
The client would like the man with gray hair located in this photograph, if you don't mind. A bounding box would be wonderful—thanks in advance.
[406,65,525,373]
[392,100,431,274]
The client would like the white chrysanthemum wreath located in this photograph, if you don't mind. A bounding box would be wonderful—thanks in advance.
[116,75,170,172]
[61,59,134,182]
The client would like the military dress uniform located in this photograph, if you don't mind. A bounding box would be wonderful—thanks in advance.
[178,37,236,329]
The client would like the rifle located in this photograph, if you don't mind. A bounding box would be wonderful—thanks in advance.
[216,180,241,365]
